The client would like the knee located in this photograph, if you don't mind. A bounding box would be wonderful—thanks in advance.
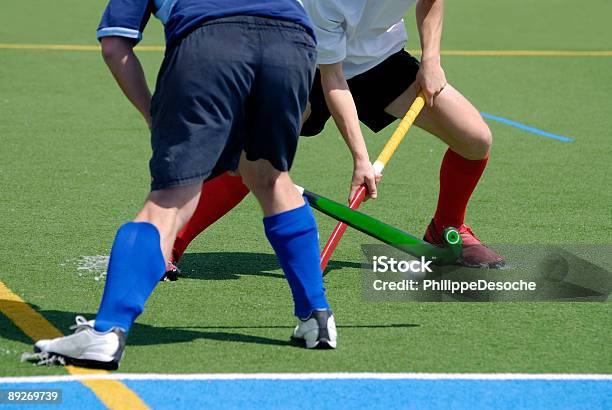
[241,170,283,195]
[466,123,492,160]
[148,185,199,208]
[140,185,201,226]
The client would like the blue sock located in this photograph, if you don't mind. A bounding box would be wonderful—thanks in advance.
[264,200,330,319]
[94,222,166,333]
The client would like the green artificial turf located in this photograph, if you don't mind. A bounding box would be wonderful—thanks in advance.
[0,0,611,377]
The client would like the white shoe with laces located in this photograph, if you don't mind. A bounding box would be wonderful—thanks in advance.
[25,316,126,370]
[292,310,337,349]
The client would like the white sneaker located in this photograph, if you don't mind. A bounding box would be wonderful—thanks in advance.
[292,310,337,349]
[27,316,126,370]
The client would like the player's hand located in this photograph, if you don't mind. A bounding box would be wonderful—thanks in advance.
[350,159,379,202]
[415,59,447,107]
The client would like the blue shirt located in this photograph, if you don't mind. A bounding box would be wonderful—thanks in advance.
[97,0,315,47]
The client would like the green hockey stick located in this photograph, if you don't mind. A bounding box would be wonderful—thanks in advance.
[297,187,462,265]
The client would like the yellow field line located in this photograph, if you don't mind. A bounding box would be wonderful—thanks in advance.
[454,50,612,56]
[0,43,164,52]
[0,281,149,410]
[409,49,612,57]
[0,43,611,56]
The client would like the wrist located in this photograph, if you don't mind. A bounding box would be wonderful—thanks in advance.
[421,54,441,65]
[352,154,371,166]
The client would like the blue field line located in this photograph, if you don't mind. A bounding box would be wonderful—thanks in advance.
[480,112,575,142]
[122,379,609,410]
[2,377,610,409]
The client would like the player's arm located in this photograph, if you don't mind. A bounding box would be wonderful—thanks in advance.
[101,37,152,129]
[97,0,152,128]
[415,0,447,107]
[319,63,378,201]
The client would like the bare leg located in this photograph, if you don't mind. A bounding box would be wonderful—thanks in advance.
[385,83,491,160]
[237,153,304,216]
[384,83,504,267]
[134,183,202,262]
[238,152,333,333]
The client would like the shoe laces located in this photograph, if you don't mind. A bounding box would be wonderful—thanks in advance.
[22,351,66,366]
[69,315,93,332]
[458,225,483,244]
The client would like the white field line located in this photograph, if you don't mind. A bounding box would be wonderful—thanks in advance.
[1,373,611,384]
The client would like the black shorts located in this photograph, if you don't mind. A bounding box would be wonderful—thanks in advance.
[149,16,316,191]
[301,50,420,136]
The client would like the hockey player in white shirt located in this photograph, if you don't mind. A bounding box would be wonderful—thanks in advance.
[301,0,504,268]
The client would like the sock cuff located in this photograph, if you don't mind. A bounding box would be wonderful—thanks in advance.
[446,149,489,175]
[111,221,165,282]
[448,148,489,163]
[263,200,314,233]
[118,221,161,241]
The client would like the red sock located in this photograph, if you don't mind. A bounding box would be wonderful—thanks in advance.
[433,149,488,231]
[172,172,250,262]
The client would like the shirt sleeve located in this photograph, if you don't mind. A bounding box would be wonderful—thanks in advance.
[97,0,153,43]
[303,1,347,65]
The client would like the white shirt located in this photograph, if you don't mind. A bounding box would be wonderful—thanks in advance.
[303,0,417,79]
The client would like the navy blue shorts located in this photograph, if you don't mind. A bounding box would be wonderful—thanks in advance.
[149,16,316,191]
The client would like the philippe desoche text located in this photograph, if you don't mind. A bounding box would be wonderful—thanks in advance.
[370,256,536,294]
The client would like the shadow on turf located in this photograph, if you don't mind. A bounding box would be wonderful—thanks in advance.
[0,301,418,349]
[178,252,361,280]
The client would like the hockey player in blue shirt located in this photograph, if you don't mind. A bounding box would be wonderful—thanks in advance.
[30,0,336,370]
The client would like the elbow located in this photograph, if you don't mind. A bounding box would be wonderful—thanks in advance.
[100,36,132,64]
[416,0,437,11]
[319,64,347,92]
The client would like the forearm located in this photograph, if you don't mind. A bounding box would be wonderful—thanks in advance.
[319,65,369,162]
[416,0,444,63]
[101,37,152,128]
[319,63,378,200]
